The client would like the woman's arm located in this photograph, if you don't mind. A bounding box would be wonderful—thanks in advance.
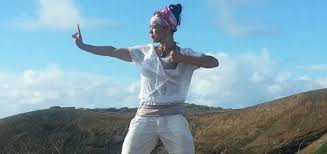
[180,54,218,68]
[169,50,219,68]
[72,24,132,62]
[77,44,132,62]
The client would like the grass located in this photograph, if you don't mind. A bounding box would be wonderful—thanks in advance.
[315,143,327,154]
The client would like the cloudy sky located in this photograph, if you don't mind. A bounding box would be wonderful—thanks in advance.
[0,0,326,118]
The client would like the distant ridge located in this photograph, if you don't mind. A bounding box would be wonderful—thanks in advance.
[0,89,326,153]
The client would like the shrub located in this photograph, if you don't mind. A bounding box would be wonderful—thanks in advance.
[315,143,327,154]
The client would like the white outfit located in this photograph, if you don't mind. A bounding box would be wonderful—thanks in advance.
[129,44,202,105]
[122,44,202,154]
[121,115,195,154]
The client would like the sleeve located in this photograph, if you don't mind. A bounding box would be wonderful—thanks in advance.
[128,45,148,66]
[182,48,204,70]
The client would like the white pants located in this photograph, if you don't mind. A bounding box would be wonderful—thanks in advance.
[121,114,195,154]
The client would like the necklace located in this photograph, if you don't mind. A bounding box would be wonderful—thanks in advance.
[158,42,177,57]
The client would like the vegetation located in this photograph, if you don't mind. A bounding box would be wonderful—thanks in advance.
[315,143,327,154]
[1,88,327,153]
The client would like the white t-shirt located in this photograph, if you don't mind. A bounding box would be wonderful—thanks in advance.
[129,44,203,105]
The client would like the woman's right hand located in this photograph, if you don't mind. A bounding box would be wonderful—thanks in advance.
[72,24,84,48]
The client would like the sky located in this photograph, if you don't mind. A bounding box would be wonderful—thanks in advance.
[0,0,326,118]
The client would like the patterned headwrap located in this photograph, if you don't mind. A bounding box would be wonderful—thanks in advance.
[150,6,178,31]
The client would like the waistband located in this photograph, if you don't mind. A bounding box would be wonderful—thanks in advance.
[137,103,185,117]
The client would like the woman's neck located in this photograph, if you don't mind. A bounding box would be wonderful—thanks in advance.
[159,35,175,51]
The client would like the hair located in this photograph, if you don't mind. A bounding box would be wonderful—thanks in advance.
[169,4,182,26]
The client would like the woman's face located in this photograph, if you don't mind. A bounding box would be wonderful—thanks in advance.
[149,22,169,43]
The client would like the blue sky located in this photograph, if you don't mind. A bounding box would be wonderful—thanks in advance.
[0,0,326,118]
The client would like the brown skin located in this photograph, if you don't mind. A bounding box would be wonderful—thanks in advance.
[149,22,219,68]
[72,24,132,62]
[72,24,219,68]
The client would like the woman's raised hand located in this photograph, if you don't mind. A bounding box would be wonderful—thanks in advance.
[72,24,84,48]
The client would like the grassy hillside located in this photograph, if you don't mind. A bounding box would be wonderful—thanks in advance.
[0,89,326,153]
[190,88,327,153]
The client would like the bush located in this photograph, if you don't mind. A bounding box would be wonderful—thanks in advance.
[315,143,327,154]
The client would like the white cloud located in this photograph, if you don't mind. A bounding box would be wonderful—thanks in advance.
[318,78,327,88]
[303,64,327,72]
[208,0,274,37]
[189,49,324,108]
[13,0,117,30]
[0,65,139,118]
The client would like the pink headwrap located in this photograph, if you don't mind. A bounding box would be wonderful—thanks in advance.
[150,6,178,31]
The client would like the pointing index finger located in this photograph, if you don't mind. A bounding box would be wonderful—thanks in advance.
[77,24,81,35]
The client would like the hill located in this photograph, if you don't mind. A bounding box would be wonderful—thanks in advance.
[0,89,326,153]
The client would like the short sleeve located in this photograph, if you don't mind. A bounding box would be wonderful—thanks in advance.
[181,48,204,70]
[128,45,150,66]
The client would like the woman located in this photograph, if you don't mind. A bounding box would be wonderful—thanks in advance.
[72,4,218,154]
